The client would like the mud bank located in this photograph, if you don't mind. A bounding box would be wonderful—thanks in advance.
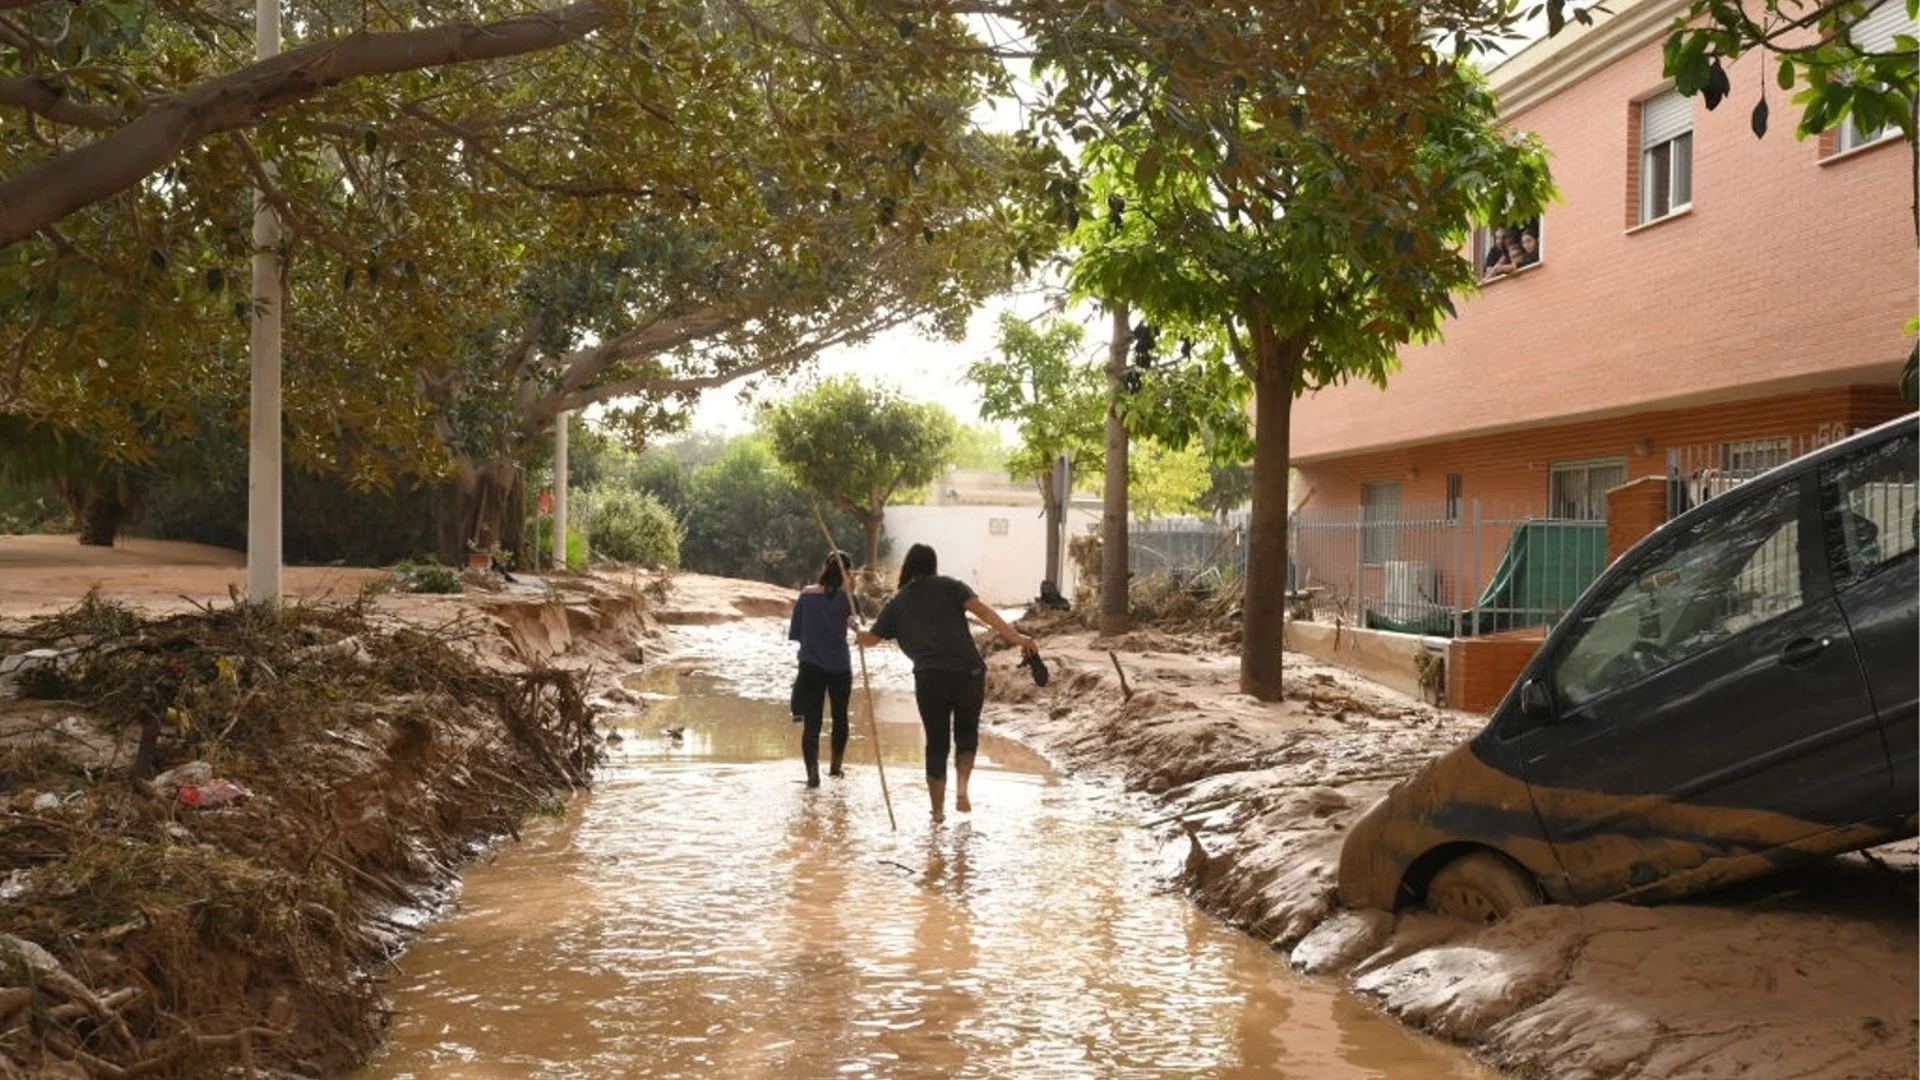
[984,620,1919,1080]
[0,569,666,1078]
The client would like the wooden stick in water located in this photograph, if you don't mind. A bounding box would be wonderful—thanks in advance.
[1108,649,1133,701]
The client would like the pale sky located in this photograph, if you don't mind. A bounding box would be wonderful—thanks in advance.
[688,289,1093,437]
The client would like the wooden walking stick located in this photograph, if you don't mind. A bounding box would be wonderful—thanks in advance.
[809,502,896,831]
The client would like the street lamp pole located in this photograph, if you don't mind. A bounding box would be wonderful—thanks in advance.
[245,0,283,606]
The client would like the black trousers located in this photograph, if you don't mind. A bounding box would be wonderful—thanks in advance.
[795,662,852,760]
[912,667,984,780]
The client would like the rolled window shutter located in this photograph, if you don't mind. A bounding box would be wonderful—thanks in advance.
[1642,90,1692,147]
[1850,0,1916,51]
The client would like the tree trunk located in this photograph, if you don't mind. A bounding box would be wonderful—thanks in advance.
[59,476,126,547]
[1042,475,1063,593]
[76,481,124,547]
[1240,316,1304,702]
[501,465,527,567]
[861,511,883,569]
[456,459,520,565]
[1100,302,1132,637]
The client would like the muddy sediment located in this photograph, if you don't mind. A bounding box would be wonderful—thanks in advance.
[0,585,627,1078]
[984,618,1920,1080]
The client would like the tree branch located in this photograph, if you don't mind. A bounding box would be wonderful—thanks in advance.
[0,75,122,129]
[0,0,617,248]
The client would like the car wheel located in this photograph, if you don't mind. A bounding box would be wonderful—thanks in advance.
[1424,851,1542,923]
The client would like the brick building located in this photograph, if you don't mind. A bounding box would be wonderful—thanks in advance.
[1287,0,1915,641]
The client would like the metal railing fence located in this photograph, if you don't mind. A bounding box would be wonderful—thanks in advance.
[1288,499,1606,638]
[1665,428,1858,519]
[1127,512,1249,584]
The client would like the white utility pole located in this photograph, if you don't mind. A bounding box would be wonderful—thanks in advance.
[245,0,283,606]
[553,411,569,571]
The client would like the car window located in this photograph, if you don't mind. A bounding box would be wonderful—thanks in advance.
[1822,430,1918,591]
[1553,479,1805,709]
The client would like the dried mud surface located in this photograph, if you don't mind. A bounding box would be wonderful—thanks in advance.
[986,610,1919,1080]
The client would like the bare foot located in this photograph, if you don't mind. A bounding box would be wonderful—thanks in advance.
[931,809,946,825]
[955,793,971,813]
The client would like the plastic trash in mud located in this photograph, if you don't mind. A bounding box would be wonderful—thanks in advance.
[177,779,252,809]
[153,761,253,809]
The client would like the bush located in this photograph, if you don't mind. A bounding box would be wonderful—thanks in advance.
[589,490,682,568]
[527,516,590,572]
[393,555,463,594]
[0,478,69,535]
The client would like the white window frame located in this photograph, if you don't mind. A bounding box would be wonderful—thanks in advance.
[1836,1,1915,152]
[1639,90,1693,223]
[1361,481,1402,564]
[1550,458,1629,521]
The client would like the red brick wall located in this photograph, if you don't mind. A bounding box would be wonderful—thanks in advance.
[1288,17,1912,462]
[1290,386,1909,606]
[1448,629,1548,714]
[1605,475,1669,563]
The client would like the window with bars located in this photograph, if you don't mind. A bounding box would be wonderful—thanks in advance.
[1361,481,1402,563]
[1550,458,1628,521]
[1639,90,1693,223]
[1721,437,1794,478]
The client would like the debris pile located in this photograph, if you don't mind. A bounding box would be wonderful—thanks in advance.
[0,589,601,1078]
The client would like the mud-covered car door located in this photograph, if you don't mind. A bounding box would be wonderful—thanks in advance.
[1820,427,1919,817]
[1512,473,1889,901]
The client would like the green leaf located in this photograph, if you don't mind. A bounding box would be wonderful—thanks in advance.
[1702,60,1730,110]
[1777,58,1796,91]
[1134,146,1163,189]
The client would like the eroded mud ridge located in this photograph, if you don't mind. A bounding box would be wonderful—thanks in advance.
[0,594,601,1078]
[985,613,1920,1080]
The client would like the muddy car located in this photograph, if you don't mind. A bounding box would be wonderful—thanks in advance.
[1339,413,1919,922]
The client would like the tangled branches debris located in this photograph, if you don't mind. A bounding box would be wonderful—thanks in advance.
[0,591,603,1078]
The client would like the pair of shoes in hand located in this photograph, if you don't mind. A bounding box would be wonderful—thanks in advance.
[1017,648,1049,687]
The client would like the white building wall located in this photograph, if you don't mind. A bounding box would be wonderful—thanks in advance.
[881,504,1102,605]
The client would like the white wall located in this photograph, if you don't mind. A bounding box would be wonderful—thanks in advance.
[882,504,1102,605]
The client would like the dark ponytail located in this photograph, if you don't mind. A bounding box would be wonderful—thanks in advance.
[898,543,937,588]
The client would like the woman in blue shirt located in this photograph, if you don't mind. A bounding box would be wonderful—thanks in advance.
[788,552,857,788]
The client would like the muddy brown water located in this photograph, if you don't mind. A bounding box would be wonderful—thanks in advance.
[358,624,1498,1079]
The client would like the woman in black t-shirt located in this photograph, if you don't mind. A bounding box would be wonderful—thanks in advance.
[858,543,1037,823]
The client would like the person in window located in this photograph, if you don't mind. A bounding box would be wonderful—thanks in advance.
[1482,227,1512,277]
[855,543,1038,824]
[1516,230,1540,268]
[789,552,856,788]
[1486,229,1528,276]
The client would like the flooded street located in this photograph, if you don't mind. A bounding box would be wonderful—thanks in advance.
[360,623,1496,1079]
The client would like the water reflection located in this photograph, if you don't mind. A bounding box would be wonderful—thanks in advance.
[359,628,1496,1080]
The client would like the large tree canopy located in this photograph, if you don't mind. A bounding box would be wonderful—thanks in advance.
[2,0,1045,558]
[1059,8,1554,700]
